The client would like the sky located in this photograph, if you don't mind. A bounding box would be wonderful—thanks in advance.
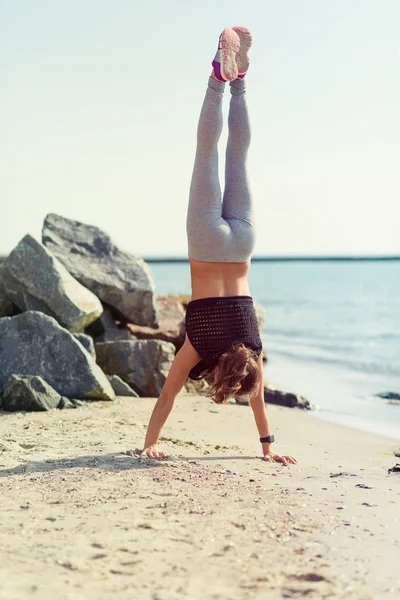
[1,0,399,258]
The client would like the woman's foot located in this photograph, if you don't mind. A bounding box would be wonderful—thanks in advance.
[232,26,252,78]
[211,28,240,82]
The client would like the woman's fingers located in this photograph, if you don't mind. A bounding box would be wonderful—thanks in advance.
[263,453,298,466]
[140,446,169,459]
[281,455,297,464]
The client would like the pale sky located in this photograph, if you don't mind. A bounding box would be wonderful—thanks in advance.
[2,0,399,257]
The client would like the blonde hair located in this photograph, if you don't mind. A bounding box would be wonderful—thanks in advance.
[207,343,260,404]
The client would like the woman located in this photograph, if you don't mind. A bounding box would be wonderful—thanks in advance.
[142,27,297,466]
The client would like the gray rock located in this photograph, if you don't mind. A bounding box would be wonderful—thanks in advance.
[2,375,62,411]
[2,234,102,332]
[85,308,134,342]
[73,333,96,359]
[388,464,400,474]
[57,397,85,409]
[95,339,175,397]
[0,311,115,400]
[0,264,17,317]
[96,329,134,342]
[264,385,314,410]
[375,391,400,401]
[235,386,313,409]
[42,213,159,327]
[85,308,120,338]
[96,329,133,342]
[2,375,85,411]
[107,375,139,397]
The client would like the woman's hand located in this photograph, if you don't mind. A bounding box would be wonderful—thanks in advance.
[263,450,297,466]
[140,444,169,459]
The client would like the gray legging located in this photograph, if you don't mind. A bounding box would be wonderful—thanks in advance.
[186,76,255,263]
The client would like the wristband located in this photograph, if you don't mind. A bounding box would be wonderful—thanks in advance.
[260,435,275,443]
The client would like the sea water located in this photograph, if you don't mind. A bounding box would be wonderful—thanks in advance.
[151,260,400,441]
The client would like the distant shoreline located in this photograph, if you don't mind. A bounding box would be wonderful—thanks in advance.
[1,255,399,264]
[143,255,400,263]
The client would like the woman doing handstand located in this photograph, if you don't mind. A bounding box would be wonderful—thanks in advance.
[142,27,297,466]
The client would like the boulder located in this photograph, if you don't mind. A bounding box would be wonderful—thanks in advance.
[73,333,96,359]
[375,391,400,401]
[84,307,134,342]
[0,311,114,400]
[2,374,63,411]
[85,308,121,338]
[107,375,139,397]
[264,385,314,410]
[388,464,400,474]
[234,386,313,409]
[97,329,134,342]
[42,213,158,327]
[2,375,85,411]
[0,264,18,317]
[126,295,186,350]
[56,397,85,409]
[2,234,102,332]
[95,339,175,397]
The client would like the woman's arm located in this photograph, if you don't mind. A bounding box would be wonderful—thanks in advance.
[141,335,201,458]
[249,354,297,466]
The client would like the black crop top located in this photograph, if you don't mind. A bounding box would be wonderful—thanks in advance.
[185,296,263,380]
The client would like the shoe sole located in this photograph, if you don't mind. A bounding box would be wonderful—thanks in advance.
[232,26,252,75]
[215,28,240,81]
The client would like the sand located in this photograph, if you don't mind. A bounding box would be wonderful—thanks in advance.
[0,395,399,600]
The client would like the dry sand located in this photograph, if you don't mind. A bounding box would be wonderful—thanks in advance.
[0,395,399,600]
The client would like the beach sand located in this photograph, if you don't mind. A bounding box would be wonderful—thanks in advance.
[0,396,399,600]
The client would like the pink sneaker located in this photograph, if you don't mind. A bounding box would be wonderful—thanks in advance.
[212,28,240,82]
[232,26,252,78]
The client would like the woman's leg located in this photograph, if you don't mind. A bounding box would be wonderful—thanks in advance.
[186,76,227,261]
[221,78,256,260]
[222,78,253,225]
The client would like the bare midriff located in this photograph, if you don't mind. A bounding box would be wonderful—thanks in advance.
[189,258,251,301]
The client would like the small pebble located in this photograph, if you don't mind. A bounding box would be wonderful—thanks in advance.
[355,483,373,489]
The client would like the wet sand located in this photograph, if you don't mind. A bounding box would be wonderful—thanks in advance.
[0,395,399,599]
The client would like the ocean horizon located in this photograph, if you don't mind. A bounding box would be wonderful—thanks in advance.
[2,255,400,263]
[145,256,400,262]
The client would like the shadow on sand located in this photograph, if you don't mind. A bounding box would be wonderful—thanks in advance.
[0,451,260,478]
